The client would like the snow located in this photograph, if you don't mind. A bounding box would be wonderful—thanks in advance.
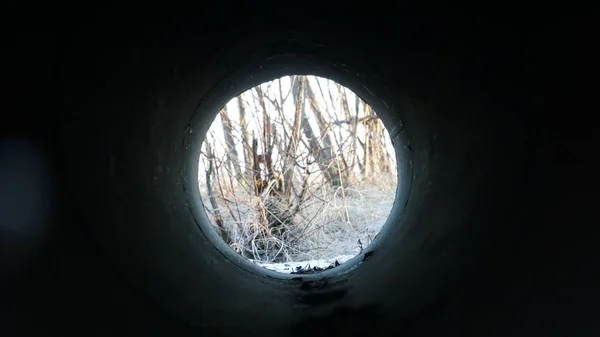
[249,254,356,273]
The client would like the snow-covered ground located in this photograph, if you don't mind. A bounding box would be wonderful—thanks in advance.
[249,254,356,273]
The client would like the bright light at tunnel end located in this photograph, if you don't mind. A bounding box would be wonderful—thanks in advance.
[194,75,401,275]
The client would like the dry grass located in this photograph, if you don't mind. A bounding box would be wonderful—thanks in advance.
[199,173,397,263]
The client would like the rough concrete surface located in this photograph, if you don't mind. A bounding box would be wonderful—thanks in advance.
[2,4,597,337]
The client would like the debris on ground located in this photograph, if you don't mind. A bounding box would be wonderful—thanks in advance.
[290,260,341,274]
[249,255,354,274]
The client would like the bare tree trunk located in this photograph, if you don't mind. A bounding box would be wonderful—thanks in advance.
[252,137,262,196]
[205,143,230,244]
[362,104,390,178]
[304,78,341,187]
[336,84,353,185]
[283,76,305,200]
[237,94,253,177]
[376,119,391,174]
[363,105,374,178]
[301,78,330,179]
[253,86,271,158]
[219,107,243,183]
[349,95,360,180]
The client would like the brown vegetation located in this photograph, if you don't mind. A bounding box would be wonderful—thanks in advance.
[199,75,397,263]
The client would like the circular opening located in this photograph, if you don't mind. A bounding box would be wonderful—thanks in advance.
[197,75,399,274]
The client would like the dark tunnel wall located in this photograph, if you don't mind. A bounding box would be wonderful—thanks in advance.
[2,5,598,337]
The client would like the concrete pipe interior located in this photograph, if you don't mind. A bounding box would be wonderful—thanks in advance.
[2,6,595,337]
[58,39,513,334]
[180,52,414,328]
